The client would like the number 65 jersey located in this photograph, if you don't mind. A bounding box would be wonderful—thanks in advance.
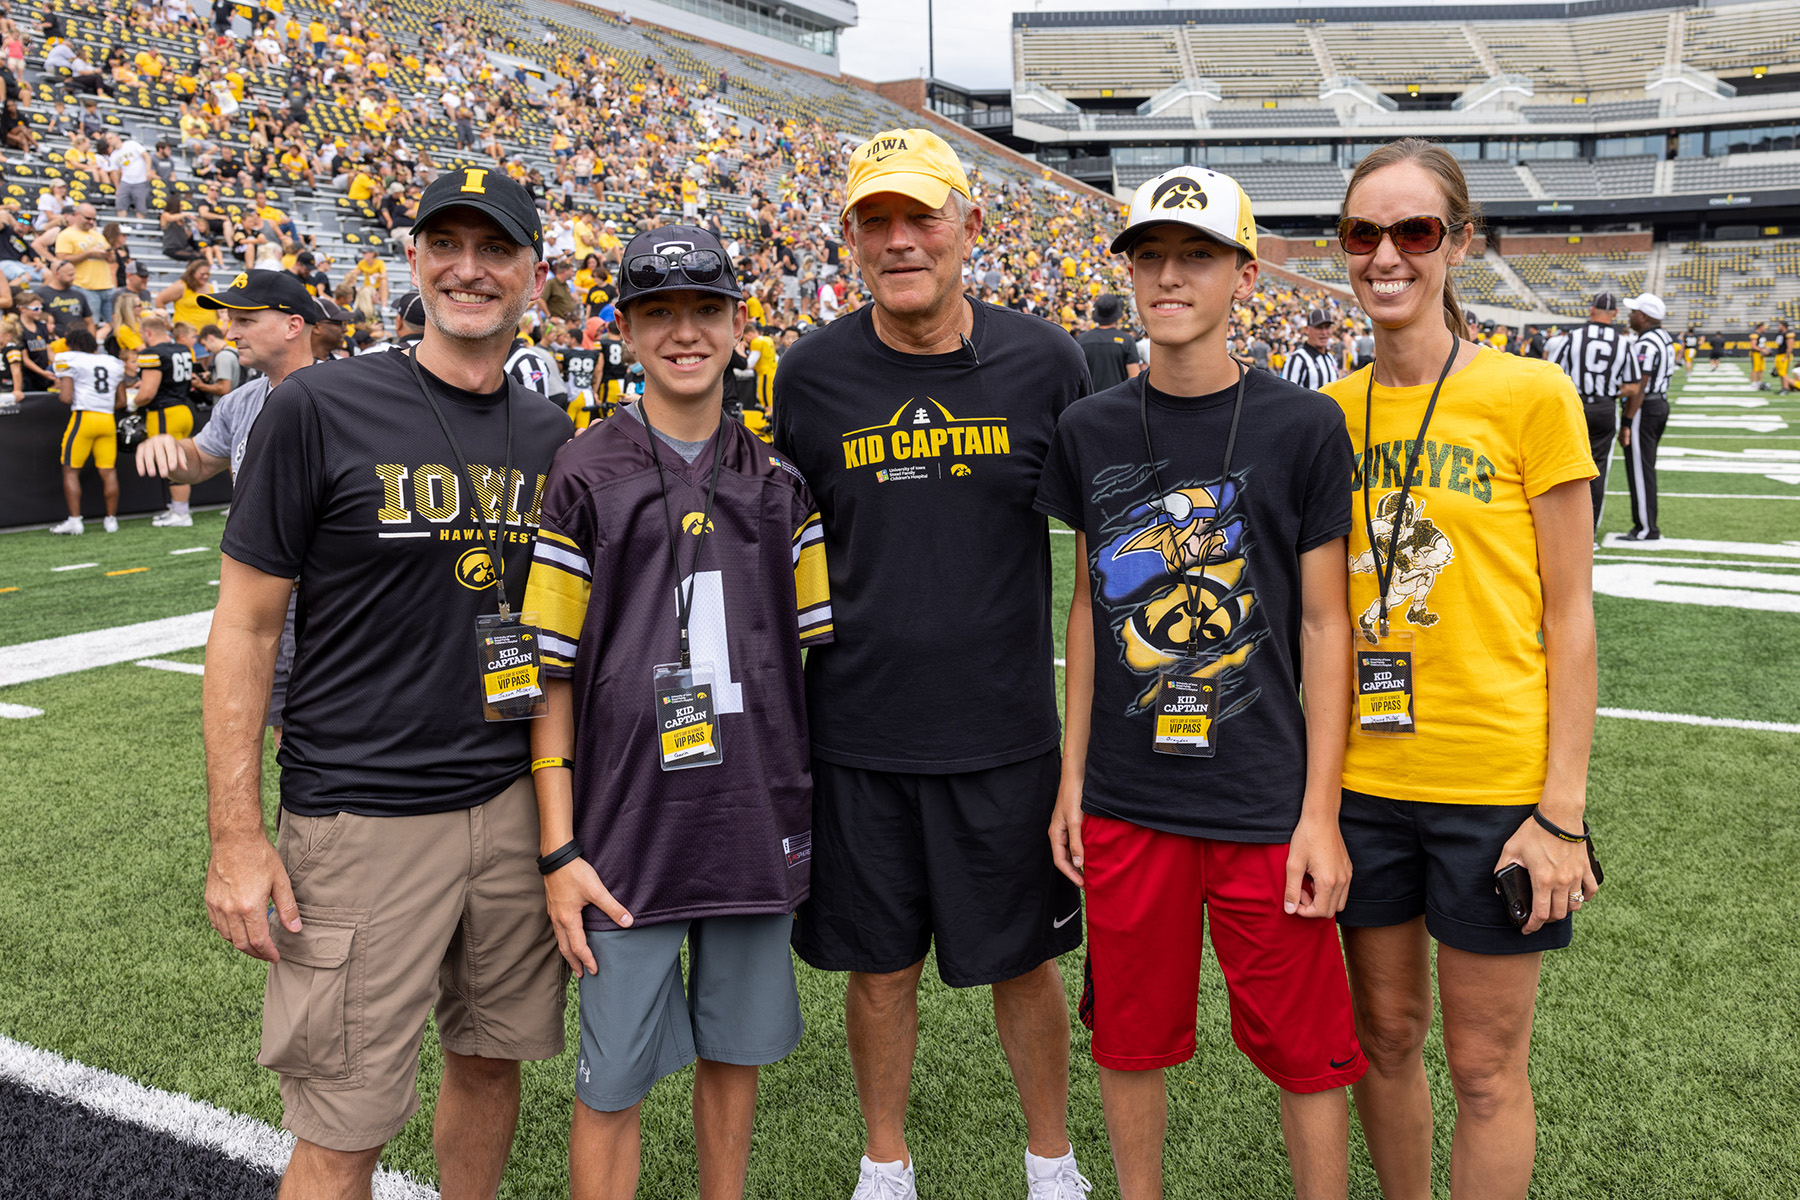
[521,406,833,931]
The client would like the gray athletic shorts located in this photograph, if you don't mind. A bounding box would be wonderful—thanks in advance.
[576,913,802,1113]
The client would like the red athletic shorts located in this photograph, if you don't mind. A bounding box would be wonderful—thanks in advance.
[1081,811,1367,1092]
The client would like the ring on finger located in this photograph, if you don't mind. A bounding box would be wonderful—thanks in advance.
[1570,890,1584,905]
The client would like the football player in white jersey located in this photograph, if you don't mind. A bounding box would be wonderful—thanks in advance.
[50,327,127,534]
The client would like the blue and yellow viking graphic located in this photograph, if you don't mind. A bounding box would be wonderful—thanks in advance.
[1093,481,1262,713]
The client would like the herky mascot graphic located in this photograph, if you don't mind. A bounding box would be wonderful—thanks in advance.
[1349,490,1455,641]
[1090,466,1265,717]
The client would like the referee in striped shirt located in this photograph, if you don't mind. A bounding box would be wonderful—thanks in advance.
[1552,292,1642,531]
[1279,306,1340,391]
[1622,292,1676,541]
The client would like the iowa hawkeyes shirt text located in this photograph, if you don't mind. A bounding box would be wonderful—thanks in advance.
[222,353,573,817]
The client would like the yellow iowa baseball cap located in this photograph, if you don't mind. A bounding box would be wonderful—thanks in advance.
[1111,166,1257,259]
[842,128,972,219]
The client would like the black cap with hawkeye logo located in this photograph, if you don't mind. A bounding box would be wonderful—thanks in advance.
[197,269,320,322]
[614,225,744,308]
[411,166,544,260]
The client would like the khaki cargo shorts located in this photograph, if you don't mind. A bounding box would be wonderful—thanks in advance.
[259,776,567,1152]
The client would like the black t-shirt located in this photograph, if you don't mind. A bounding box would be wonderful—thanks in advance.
[1034,371,1353,841]
[773,298,1092,772]
[17,322,52,374]
[35,286,89,336]
[138,341,195,409]
[221,353,575,817]
[1076,326,1141,392]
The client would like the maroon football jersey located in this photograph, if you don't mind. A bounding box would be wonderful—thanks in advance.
[524,408,831,928]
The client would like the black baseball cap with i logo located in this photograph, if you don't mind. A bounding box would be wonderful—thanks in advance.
[411,166,544,260]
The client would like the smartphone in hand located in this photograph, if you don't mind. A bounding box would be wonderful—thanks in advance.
[1495,863,1531,929]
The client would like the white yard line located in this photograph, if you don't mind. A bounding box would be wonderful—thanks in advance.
[0,612,214,689]
[50,563,98,572]
[136,658,207,676]
[0,703,45,719]
[1599,708,1800,735]
[169,546,214,555]
[1597,534,1800,559]
[1603,491,1800,500]
[0,1035,438,1200]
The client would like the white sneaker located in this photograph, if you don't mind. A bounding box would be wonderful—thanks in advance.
[154,511,194,527]
[1026,1149,1093,1200]
[103,515,118,533]
[49,516,83,535]
[851,1156,916,1200]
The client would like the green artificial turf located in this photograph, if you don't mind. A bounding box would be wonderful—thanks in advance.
[2,362,1798,1197]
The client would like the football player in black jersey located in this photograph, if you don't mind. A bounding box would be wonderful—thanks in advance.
[555,329,602,428]
[596,327,628,418]
[133,311,200,527]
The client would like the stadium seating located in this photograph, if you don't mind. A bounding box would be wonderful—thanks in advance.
[1460,159,1532,201]
[1523,156,1657,199]
[1015,25,1185,96]
[1188,25,1320,100]
[1505,251,1650,318]
[1670,155,1800,193]
[1521,100,1663,123]
[1317,22,1485,93]
[1683,2,1800,84]
[1665,239,1800,327]
[1211,162,1348,204]
[1207,108,1338,129]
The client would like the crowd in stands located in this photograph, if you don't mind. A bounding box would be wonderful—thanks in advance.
[0,0,1378,413]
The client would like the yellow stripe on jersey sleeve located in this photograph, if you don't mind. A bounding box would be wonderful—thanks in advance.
[794,512,832,646]
[137,352,161,370]
[522,559,590,669]
[538,527,581,551]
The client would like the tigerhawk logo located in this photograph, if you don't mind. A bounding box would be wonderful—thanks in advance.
[681,512,715,535]
[864,135,909,162]
[1149,176,1208,214]
[455,547,497,591]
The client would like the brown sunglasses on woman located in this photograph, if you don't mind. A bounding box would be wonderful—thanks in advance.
[1336,216,1467,257]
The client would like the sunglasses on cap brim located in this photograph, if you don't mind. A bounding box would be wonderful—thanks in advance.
[1336,216,1465,257]
[625,249,728,291]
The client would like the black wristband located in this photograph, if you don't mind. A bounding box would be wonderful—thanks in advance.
[536,839,582,875]
[1531,809,1589,843]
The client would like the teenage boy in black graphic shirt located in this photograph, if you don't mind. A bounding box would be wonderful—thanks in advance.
[1037,166,1365,1200]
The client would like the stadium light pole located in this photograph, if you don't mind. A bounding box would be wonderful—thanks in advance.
[927,0,935,108]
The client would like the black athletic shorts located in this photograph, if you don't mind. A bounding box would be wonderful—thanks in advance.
[1336,789,1573,955]
[794,750,1082,987]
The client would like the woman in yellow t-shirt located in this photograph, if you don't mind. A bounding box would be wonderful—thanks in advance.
[155,260,216,331]
[1320,138,1599,1200]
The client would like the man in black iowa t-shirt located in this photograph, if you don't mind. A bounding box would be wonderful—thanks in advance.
[205,169,571,1196]
[774,129,1093,1199]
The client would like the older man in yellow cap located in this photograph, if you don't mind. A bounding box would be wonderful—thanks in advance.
[773,129,1094,1200]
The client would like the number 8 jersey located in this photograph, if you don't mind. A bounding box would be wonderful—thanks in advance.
[54,349,128,412]
[520,407,833,930]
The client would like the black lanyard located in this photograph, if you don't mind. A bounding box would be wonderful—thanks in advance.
[1361,337,1460,639]
[638,400,726,671]
[407,346,516,616]
[1139,361,1248,662]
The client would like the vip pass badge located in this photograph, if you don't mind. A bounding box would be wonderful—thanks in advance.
[1355,634,1415,737]
[653,662,723,770]
[1141,364,1247,759]
[1354,337,1458,739]
[404,346,546,722]
[477,612,546,721]
[1153,658,1219,757]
